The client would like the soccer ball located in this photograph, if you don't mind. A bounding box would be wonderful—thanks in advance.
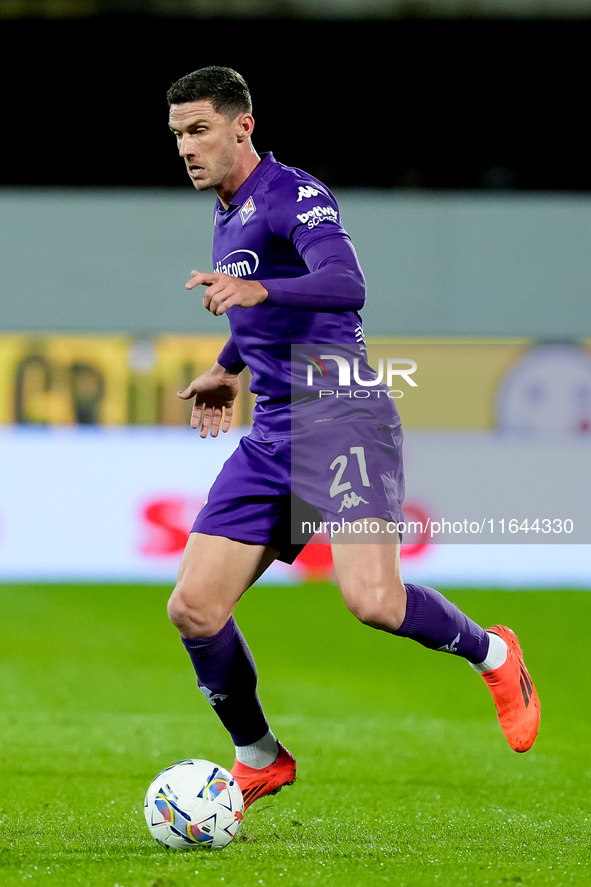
[144,759,244,850]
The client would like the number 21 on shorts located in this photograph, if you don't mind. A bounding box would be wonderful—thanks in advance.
[329,446,371,499]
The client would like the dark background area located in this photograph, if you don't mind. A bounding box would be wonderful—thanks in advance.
[3,16,589,190]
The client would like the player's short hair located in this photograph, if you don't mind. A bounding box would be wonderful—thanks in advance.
[166,66,252,120]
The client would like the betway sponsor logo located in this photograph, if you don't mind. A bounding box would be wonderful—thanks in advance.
[296,205,339,228]
[214,249,260,277]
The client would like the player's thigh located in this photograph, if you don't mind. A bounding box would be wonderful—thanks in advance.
[168,532,279,637]
[331,519,407,631]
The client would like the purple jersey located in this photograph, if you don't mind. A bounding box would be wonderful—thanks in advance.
[194,153,405,556]
[212,152,367,440]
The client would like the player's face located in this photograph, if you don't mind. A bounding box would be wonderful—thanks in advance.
[168,100,249,196]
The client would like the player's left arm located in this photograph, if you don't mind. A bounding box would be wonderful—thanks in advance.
[185,270,268,316]
[258,178,366,311]
[260,233,366,311]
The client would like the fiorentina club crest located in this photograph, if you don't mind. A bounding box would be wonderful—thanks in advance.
[240,196,256,224]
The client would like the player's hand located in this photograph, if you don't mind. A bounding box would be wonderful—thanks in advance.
[177,363,240,438]
[186,271,268,316]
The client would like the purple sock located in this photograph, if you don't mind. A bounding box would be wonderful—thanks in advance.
[395,583,490,664]
[181,617,269,747]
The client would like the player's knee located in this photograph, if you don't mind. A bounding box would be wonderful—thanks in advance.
[167,584,227,639]
[344,580,407,631]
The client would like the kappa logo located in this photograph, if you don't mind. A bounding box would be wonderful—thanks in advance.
[199,685,228,706]
[437,633,461,654]
[337,491,370,513]
[296,184,320,202]
[240,196,256,224]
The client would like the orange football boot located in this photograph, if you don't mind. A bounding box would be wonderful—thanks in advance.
[231,743,296,809]
[481,625,540,753]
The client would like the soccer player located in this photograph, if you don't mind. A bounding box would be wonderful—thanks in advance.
[165,66,540,809]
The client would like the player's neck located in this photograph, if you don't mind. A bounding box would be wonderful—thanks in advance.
[216,146,261,209]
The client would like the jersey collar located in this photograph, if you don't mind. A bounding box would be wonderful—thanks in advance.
[217,152,275,212]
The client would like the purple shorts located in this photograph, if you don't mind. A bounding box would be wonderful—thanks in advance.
[192,416,405,564]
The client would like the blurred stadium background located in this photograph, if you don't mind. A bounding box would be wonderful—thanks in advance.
[1,0,590,588]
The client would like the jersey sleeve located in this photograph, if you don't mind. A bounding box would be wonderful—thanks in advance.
[217,335,247,374]
[265,173,347,251]
[259,173,366,310]
[261,234,366,310]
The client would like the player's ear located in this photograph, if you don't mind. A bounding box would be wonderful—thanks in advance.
[235,113,255,142]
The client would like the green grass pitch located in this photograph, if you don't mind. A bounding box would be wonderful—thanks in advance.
[0,582,590,887]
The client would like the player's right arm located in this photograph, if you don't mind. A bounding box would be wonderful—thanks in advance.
[177,358,241,439]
